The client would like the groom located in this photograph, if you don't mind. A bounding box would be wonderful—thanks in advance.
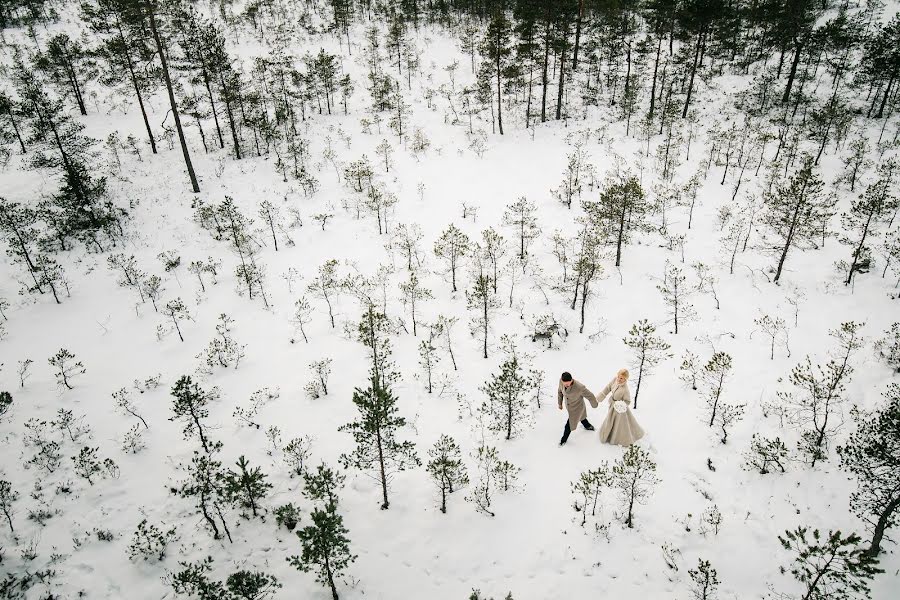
[557,371,598,446]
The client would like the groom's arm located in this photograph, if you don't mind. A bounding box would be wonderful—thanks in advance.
[583,387,597,408]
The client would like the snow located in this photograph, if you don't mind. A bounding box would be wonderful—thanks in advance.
[1,3,899,599]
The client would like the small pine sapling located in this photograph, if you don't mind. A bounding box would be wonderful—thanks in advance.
[339,377,420,510]
[753,314,788,360]
[679,350,701,390]
[700,352,733,428]
[287,505,356,600]
[128,519,177,562]
[612,445,659,528]
[224,456,272,518]
[478,349,534,440]
[743,434,789,474]
[302,462,346,510]
[283,436,313,477]
[142,275,164,312]
[310,359,332,396]
[169,375,218,453]
[112,387,148,429]
[623,319,672,409]
[18,359,33,388]
[48,348,85,389]
[0,479,18,532]
[164,298,191,342]
[873,322,900,373]
[687,559,719,600]
[656,262,695,334]
[292,296,313,343]
[226,570,281,599]
[426,434,469,513]
[571,464,610,527]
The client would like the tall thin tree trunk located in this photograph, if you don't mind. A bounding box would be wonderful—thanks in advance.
[147,2,199,192]
[648,35,662,121]
[541,15,551,123]
[682,30,703,118]
[572,0,583,71]
[782,39,803,104]
[115,14,157,154]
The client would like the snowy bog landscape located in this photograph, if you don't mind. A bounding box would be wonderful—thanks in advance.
[0,0,899,598]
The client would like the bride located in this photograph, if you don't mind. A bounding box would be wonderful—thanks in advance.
[596,369,645,446]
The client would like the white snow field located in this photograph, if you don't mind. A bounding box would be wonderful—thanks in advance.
[0,1,899,599]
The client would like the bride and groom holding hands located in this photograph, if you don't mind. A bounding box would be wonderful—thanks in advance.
[557,369,645,446]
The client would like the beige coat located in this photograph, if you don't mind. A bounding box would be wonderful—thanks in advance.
[558,379,598,430]
[596,378,645,446]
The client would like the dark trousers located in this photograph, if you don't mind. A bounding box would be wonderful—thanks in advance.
[561,419,593,443]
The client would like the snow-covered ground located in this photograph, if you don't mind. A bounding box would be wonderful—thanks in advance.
[1,2,898,599]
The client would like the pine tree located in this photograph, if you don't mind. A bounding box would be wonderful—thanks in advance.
[587,172,647,267]
[303,462,346,510]
[356,305,399,391]
[479,7,514,134]
[743,434,789,474]
[623,320,672,409]
[426,434,469,513]
[434,224,471,292]
[0,479,19,533]
[138,0,200,192]
[571,465,610,527]
[307,259,342,328]
[419,334,440,394]
[434,314,459,371]
[780,322,863,466]
[0,198,43,293]
[688,559,719,600]
[841,169,898,285]
[288,505,356,600]
[466,443,519,517]
[861,13,900,120]
[502,196,539,260]
[479,350,533,440]
[48,348,85,390]
[0,91,27,153]
[763,155,829,284]
[168,556,227,598]
[36,34,89,115]
[169,375,216,453]
[171,445,232,542]
[399,272,432,336]
[224,455,272,518]
[569,224,603,334]
[479,227,507,294]
[467,273,499,359]
[657,263,695,334]
[81,0,159,154]
[339,374,420,510]
[225,570,282,600]
[776,527,882,600]
[612,444,659,528]
[700,352,732,428]
[164,298,191,341]
[874,323,900,373]
[837,383,900,557]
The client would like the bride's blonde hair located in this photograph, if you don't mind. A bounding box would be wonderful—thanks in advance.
[616,368,630,380]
